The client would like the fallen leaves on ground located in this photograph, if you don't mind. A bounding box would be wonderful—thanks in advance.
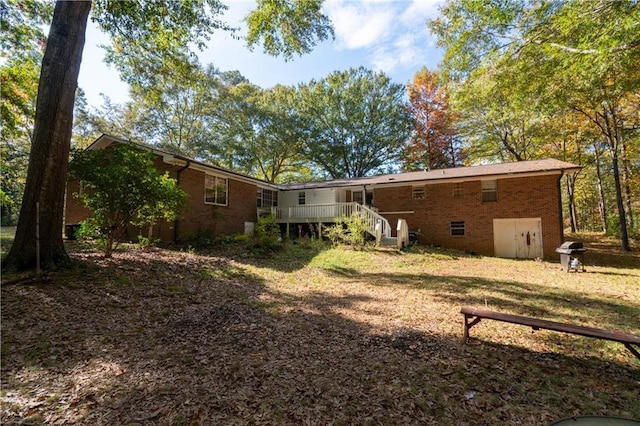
[1,243,639,425]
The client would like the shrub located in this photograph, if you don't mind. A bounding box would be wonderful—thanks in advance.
[68,145,186,257]
[325,213,368,248]
[254,214,282,251]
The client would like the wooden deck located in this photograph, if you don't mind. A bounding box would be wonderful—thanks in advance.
[273,202,392,239]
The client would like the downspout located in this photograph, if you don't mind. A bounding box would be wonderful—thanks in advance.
[557,170,567,244]
[173,160,191,243]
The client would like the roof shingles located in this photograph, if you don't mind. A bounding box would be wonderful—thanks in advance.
[281,159,581,190]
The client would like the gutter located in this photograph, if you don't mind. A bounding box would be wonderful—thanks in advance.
[173,160,191,243]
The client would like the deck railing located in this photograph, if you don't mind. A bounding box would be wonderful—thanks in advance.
[274,202,391,239]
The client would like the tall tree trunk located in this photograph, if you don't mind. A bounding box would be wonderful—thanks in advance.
[594,148,607,234]
[601,104,631,251]
[621,138,634,232]
[610,150,631,251]
[575,104,630,251]
[4,1,92,271]
[565,174,578,233]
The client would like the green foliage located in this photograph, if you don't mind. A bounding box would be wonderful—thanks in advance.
[298,67,413,178]
[253,214,282,251]
[93,0,232,91]
[68,144,187,257]
[75,218,106,251]
[245,0,334,61]
[72,93,144,149]
[430,0,640,249]
[0,0,53,62]
[128,60,221,158]
[0,225,15,257]
[137,235,161,250]
[220,84,307,182]
[1,0,51,225]
[325,213,368,249]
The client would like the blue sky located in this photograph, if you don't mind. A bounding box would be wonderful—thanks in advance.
[77,0,444,109]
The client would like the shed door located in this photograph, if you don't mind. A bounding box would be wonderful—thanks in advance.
[493,218,543,259]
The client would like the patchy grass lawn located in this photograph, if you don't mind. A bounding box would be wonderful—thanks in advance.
[0,226,16,258]
[1,236,638,425]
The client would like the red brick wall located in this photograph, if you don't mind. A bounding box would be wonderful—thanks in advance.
[64,180,91,225]
[65,153,258,243]
[373,174,563,259]
[169,165,258,241]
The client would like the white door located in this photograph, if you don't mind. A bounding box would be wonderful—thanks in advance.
[493,218,543,259]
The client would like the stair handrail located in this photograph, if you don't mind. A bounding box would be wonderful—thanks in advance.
[352,203,391,240]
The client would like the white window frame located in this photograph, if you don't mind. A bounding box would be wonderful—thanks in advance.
[257,188,278,208]
[453,182,464,198]
[298,191,306,205]
[204,173,228,206]
[481,180,497,202]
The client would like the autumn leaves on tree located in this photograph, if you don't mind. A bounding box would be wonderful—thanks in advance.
[404,67,464,172]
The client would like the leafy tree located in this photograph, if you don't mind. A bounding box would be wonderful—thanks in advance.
[69,144,186,257]
[197,75,259,171]
[250,85,308,182]
[0,60,38,225]
[0,0,52,60]
[128,61,220,158]
[0,0,52,225]
[298,67,413,179]
[451,65,547,164]
[404,67,464,171]
[222,84,307,182]
[206,79,312,183]
[430,0,640,250]
[245,0,334,60]
[72,92,146,149]
[4,0,333,271]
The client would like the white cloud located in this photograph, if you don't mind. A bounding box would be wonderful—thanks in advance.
[370,33,422,75]
[400,0,442,23]
[324,0,394,50]
[324,0,442,76]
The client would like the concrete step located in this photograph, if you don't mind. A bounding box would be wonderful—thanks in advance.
[379,236,397,247]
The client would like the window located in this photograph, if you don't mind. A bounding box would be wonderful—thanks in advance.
[257,188,278,208]
[352,191,364,204]
[298,191,306,205]
[205,174,228,205]
[482,180,497,202]
[412,186,426,200]
[453,182,464,198]
[450,221,465,237]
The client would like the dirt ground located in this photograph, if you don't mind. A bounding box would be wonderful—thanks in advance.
[1,238,639,425]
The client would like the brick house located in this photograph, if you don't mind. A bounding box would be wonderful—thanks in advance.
[277,160,581,259]
[65,134,280,243]
[66,135,580,259]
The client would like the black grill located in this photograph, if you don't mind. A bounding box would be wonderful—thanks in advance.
[555,241,586,272]
[555,241,585,254]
